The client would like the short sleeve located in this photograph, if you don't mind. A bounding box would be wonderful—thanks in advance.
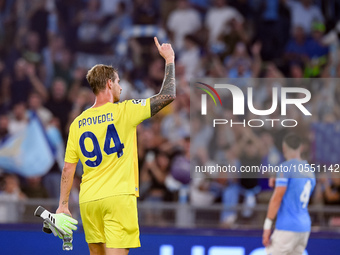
[276,178,288,187]
[124,98,151,126]
[64,121,79,163]
[275,164,289,186]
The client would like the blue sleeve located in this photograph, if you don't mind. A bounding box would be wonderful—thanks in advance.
[276,177,288,187]
[276,162,289,186]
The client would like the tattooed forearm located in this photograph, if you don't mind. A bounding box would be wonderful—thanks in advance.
[150,63,176,116]
[58,164,76,208]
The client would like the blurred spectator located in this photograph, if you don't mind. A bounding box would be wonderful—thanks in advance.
[220,18,249,58]
[39,103,65,199]
[133,0,159,25]
[10,59,32,105]
[119,73,135,101]
[219,146,241,226]
[0,114,9,142]
[75,0,104,52]
[68,67,89,102]
[289,62,305,78]
[320,174,340,206]
[22,31,42,64]
[258,131,284,191]
[322,20,340,47]
[0,68,10,110]
[28,92,53,126]
[306,22,329,59]
[225,42,252,78]
[285,0,324,35]
[205,0,244,46]
[42,149,62,200]
[304,22,329,77]
[52,48,73,88]
[189,0,210,15]
[8,102,28,135]
[42,34,64,87]
[318,173,340,227]
[167,0,201,51]
[191,118,214,157]
[190,178,216,206]
[190,143,216,207]
[99,0,129,19]
[260,131,284,168]
[0,0,15,52]
[169,137,191,190]
[10,59,47,106]
[201,53,228,77]
[140,148,173,225]
[284,26,309,65]
[334,82,340,118]
[28,0,50,49]
[140,150,172,202]
[178,35,202,81]
[237,129,262,218]
[22,176,49,198]
[22,176,49,221]
[262,62,284,79]
[45,78,72,140]
[100,2,132,45]
[137,125,162,167]
[225,41,262,78]
[161,99,190,143]
[229,0,251,18]
[0,174,26,223]
[67,87,95,129]
[147,58,166,92]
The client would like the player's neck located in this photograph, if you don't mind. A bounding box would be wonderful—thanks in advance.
[92,91,114,108]
[285,152,301,161]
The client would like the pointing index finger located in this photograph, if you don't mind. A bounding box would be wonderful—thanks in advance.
[154,37,161,49]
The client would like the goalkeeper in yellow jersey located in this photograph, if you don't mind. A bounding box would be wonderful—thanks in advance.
[56,37,175,255]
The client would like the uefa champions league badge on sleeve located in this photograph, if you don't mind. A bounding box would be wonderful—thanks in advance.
[132,99,142,104]
[132,99,147,106]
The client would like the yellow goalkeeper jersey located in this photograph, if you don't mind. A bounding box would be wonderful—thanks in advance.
[65,99,151,204]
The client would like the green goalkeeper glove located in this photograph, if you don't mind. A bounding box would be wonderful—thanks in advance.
[51,212,78,235]
[34,206,78,236]
[43,219,65,239]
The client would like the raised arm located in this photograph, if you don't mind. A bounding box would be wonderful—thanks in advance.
[150,37,176,117]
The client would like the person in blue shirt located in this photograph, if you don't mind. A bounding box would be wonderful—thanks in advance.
[262,133,316,255]
[284,26,309,65]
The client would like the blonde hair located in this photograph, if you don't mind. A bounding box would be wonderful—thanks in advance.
[86,64,118,95]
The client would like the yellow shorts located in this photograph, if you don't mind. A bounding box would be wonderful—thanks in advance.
[80,195,140,248]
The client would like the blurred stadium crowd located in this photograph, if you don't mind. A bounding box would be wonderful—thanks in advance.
[0,0,340,226]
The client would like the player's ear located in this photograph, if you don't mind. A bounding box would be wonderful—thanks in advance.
[107,79,112,90]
